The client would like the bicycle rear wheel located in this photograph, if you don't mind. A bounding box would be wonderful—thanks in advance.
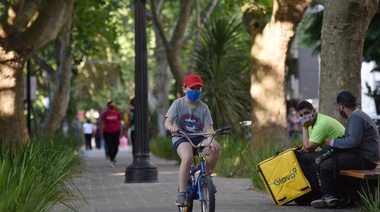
[200,175,215,212]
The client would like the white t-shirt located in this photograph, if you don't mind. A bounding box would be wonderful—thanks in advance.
[83,122,94,134]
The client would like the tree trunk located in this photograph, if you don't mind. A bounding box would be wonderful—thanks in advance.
[0,0,74,143]
[246,0,311,149]
[318,0,378,122]
[150,0,193,92]
[0,50,29,143]
[153,28,170,136]
[153,57,169,136]
[42,9,73,137]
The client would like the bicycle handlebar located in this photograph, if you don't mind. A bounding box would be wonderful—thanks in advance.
[167,126,232,148]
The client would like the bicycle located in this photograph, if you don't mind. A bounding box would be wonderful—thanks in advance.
[170,126,232,212]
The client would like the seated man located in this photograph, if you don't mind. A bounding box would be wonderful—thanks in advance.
[294,100,345,205]
[311,91,380,208]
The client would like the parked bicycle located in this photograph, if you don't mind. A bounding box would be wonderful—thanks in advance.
[169,126,232,212]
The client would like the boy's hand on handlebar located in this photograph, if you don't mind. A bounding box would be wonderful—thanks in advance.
[167,126,179,134]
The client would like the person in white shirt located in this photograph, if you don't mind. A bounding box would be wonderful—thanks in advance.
[83,119,95,150]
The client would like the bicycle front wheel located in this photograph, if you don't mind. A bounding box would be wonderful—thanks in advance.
[200,175,215,212]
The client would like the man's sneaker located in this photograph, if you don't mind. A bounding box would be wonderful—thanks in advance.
[311,198,325,208]
[311,195,339,208]
[339,197,351,207]
[324,195,340,208]
[175,192,187,206]
[109,162,115,168]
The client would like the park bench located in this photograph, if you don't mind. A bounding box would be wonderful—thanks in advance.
[339,164,380,203]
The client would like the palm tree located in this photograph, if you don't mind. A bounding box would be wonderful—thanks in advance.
[194,14,251,135]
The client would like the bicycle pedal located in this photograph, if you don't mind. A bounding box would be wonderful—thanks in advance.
[176,202,187,207]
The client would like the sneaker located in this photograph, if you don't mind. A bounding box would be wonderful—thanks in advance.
[339,197,351,207]
[324,195,340,208]
[175,192,187,206]
[109,162,115,168]
[311,195,339,208]
[311,198,325,208]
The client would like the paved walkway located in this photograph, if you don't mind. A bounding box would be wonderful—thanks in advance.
[54,148,358,212]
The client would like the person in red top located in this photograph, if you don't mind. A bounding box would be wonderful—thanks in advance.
[101,101,122,167]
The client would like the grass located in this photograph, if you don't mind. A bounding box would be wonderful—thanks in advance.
[150,133,301,192]
[0,136,82,212]
[357,178,380,211]
[242,142,284,190]
[150,135,180,163]
[214,136,250,177]
[150,131,380,211]
[150,133,300,190]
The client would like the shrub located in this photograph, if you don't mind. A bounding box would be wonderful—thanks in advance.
[149,135,180,163]
[214,136,250,177]
[242,142,283,191]
[358,179,380,212]
[0,136,82,212]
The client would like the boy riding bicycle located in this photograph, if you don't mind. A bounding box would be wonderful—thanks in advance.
[164,74,221,206]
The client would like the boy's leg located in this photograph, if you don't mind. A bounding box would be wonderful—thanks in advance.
[176,142,193,192]
[204,144,221,174]
[175,142,193,206]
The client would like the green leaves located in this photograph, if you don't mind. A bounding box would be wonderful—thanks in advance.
[194,12,251,134]
[0,136,82,212]
[298,3,380,62]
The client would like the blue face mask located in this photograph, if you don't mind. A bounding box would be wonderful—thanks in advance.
[186,90,201,102]
[300,113,314,124]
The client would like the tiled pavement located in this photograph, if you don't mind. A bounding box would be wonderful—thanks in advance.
[54,148,358,212]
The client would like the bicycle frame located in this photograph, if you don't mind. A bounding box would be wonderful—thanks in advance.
[188,149,207,202]
[172,126,231,212]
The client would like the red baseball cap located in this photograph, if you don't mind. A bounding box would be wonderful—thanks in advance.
[183,74,204,88]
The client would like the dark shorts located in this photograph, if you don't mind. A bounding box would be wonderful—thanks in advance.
[173,136,207,152]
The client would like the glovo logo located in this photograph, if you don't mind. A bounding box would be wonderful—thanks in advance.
[273,167,297,186]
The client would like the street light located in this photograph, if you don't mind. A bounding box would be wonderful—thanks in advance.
[125,0,158,183]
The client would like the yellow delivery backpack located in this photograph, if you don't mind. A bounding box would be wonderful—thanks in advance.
[257,148,311,205]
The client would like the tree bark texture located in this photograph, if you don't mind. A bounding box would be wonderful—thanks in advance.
[42,8,74,137]
[153,25,170,136]
[318,0,378,122]
[246,0,311,148]
[150,0,193,91]
[0,0,74,143]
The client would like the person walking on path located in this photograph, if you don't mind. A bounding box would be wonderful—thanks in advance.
[164,74,221,206]
[311,91,380,209]
[83,119,95,150]
[101,101,122,167]
[94,119,102,149]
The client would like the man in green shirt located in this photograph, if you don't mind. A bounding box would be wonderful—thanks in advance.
[294,100,345,205]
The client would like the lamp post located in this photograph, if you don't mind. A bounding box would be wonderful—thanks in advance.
[125,0,158,183]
